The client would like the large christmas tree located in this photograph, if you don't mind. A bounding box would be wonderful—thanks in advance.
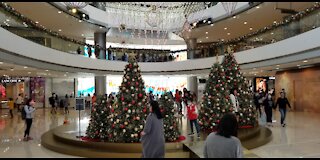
[221,53,257,127]
[198,62,233,131]
[107,58,148,143]
[86,96,110,141]
[159,92,180,142]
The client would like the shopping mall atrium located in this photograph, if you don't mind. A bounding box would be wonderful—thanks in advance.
[0,2,320,158]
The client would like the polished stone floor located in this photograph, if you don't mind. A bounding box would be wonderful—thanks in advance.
[0,107,320,158]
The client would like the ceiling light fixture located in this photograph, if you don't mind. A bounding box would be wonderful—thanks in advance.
[303,60,308,63]
[276,68,280,70]
[271,32,274,35]
[0,62,3,64]
[227,33,230,35]
[45,70,49,72]
[99,26,103,29]
[79,20,82,22]
[256,6,260,9]
[203,20,206,23]
[58,29,62,32]
[24,66,28,69]
[276,65,280,67]
[206,37,208,39]
[205,32,208,34]
[224,27,227,30]
[10,68,14,71]
[273,20,277,24]
[6,19,10,22]
[71,8,77,13]
[35,21,39,24]
[233,16,236,19]
[297,65,300,67]
[199,40,202,43]
[244,21,247,24]
[210,24,214,26]
[58,11,62,14]
[81,34,84,36]
[28,72,31,74]
[249,27,253,30]
[207,21,211,24]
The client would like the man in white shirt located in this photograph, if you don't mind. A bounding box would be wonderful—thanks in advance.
[230,88,240,113]
[16,93,24,112]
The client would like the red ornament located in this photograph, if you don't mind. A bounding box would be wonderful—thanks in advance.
[136,82,139,86]
[129,64,132,68]
[111,109,114,113]
[120,124,124,129]
[216,120,220,123]
[160,109,164,113]
[112,124,115,128]
[143,108,147,113]
[132,100,135,105]
[138,93,143,98]
[95,131,99,135]
[109,134,112,138]
[121,97,124,101]
[125,107,128,111]
[127,82,131,85]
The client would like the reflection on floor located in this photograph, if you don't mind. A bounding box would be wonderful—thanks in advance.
[0,108,320,158]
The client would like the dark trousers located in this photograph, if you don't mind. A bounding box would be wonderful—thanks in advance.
[176,101,182,114]
[24,118,33,137]
[257,104,262,117]
[265,106,272,123]
[9,109,13,118]
[190,119,200,134]
[279,108,287,124]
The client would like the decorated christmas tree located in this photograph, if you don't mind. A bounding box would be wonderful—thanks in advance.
[86,96,110,141]
[107,58,148,143]
[159,92,180,142]
[221,53,257,127]
[198,62,233,131]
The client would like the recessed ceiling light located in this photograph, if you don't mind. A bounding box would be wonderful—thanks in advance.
[79,20,82,22]
[10,68,14,71]
[256,6,260,9]
[210,24,214,26]
[276,68,280,70]
[276,65,280,67]
[233,16,236,19]
[203,20,206,23]
[244,21,247,25]
[249,27,253,30]
[271,32,274,35]
[28,72,31,74]
[297,64,300,67]
[206,37,208,39]
[303,60,308,63]
[71,8,77,13]
[58,29,62,32]
[221,39,224,41]
[81,34,84,36]
[0,62,3,64]
[66,72,68,74]
[58,11,62,14]
[227,33,231,35]
[205,32,208,34]
[35,21,39,24]
[254,73,257,75]
[207,21,211,24]
[273,21,277,24]
[199,40,202,43]
[64,74,67,77]
[193,22,197,26]
[6,19,10,22]
[24,66,28,69]
[224,27,227,30]
[45,70,49,71]
[253,68,256,70]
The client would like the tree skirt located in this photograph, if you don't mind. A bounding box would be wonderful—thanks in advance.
[81,135,186,143]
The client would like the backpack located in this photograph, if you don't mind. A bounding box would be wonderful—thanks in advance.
[21,106,27,120]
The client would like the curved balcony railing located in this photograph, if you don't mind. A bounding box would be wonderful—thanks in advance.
[0,2,319,63]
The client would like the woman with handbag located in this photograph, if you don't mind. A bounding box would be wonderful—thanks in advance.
[263,91,274,127]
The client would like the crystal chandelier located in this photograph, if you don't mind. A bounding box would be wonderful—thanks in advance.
[64,2,89,9]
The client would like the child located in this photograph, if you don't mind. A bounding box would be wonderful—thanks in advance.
[186,96,200,138]
[8,98,14,118]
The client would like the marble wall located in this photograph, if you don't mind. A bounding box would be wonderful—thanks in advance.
[275,66,320,112]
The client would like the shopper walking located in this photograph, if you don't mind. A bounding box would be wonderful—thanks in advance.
[204,113,243,158]
[263,91,274,127]
[23,99,37,141]
[49,93,57,114]
[186,96,200,138]
[64,94,70,114]
[275,92,292,127]
[15,93,23,112]
[141,101,165,158]
[175,89,182,115]
[8,98,14,118]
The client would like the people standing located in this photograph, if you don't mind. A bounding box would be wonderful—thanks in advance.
[275,92,292,127]
[23,99,36,141]
[175,89,182,115]
[257,89,265,117]
[15,93,24,112]
[49,93,57,114]
[263,91,274,127]
[230,88,240,113]
[141,101,165,158]
[8,98,14,118]
[86,94,91,109]
[203,113,243,158]
[64,94,70,114]
[186,96,200,138]
[92,93,97,108]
